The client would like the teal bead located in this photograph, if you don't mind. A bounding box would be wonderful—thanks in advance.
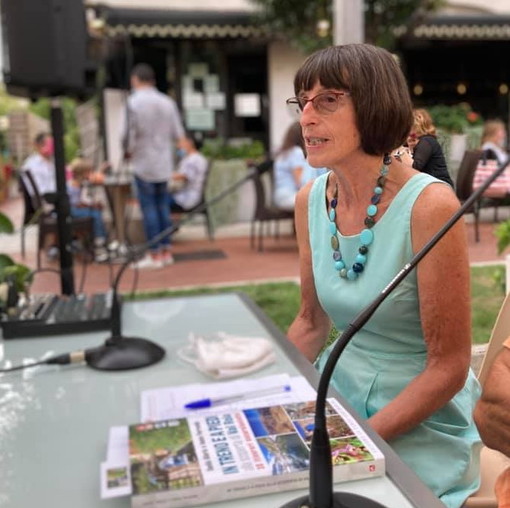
[355,253,367,264]
[374,186,383,195]
[360,228,374,245]
[329,222,337,235]
[329,209,336,221]
[335,260,345,271]
[347,269,358,280]
[367,204,377,217]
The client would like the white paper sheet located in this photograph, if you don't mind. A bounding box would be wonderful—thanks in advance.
[140,373,316,422]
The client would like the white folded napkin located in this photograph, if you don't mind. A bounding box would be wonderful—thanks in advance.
[177,332,276,379]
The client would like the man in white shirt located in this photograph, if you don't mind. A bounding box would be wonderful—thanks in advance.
[122,63,185,269]
[22,132,59,259]
[22,132,56,196]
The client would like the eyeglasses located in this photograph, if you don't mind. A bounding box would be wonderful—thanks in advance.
[286,91,350,118]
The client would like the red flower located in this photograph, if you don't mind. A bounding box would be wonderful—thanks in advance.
[467,111,479,123]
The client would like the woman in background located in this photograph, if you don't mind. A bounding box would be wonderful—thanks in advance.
[407,108,454,187]
[273,122,323,210]
[480,119,508,164]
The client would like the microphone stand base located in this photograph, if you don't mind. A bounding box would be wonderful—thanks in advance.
[280,492,387,508]
[86,336,165,371]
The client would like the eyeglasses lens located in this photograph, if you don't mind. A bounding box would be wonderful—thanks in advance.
[286,93,345,119]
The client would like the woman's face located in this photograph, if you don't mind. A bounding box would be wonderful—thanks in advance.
[299,82,360,169]
[495,126,507,147]
[407,132,418,150]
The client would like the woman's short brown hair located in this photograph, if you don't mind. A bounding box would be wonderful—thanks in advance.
[293,44,413,156]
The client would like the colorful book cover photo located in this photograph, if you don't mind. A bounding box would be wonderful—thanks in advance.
[128,400,377,496]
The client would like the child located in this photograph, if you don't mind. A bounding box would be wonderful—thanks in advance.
[67,158,109,262]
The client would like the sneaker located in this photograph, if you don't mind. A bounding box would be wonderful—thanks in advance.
[162,253,175,266]
[130,255,163,270]
[94,247,109,263]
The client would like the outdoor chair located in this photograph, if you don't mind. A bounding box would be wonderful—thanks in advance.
[18,169,94,268]
[465,289,510,507]
[250,160,295,252]
[170,160,214,241]
[456,149,510,243]
[18,169,39,259]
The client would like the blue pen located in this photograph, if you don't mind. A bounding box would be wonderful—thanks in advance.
[184,384,292,410]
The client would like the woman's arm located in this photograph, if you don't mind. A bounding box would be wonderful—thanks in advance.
[474,346,510,457]
[287,183,332,362]
[368,183,471,440]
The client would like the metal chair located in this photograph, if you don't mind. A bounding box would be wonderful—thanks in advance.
[18,169,94,267]
[250,160,295,252]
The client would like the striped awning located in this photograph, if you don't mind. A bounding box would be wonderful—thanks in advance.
[395,14,510,40]
[94,6,268,39]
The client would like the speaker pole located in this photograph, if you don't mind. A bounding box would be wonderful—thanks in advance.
[50,97,75,296]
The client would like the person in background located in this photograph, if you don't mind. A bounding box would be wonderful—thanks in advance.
[22,132,59,259]
[67,158,109,263]
[22,132,56,197]
[168,135,208,213]
[407,108,454,187]
[286,43,480,507]
[122,62,185,269]
[273,121,326,211]
[474,338,510,508]
[480,119,509,165]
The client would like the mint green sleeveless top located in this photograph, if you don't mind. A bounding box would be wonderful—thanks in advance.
[311,172,481,508]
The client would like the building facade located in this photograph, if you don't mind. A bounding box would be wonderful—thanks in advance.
[86,0,305,157]
[86,0,510,157]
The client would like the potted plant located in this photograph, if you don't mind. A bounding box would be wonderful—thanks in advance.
[426,103,484,178]
[0,211,32,314]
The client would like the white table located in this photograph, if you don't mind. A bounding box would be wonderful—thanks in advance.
[0,293,444,507]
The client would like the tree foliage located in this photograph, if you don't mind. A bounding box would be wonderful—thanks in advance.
[249,0,444,53]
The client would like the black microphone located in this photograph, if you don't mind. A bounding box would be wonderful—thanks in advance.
[281,157,510,508]
[85,163,264,371]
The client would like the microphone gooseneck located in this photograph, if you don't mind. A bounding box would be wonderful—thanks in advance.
[282,157,510,508]
[85,165,261,371]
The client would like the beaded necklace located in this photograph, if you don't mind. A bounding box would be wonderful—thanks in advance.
[329,155,391,281]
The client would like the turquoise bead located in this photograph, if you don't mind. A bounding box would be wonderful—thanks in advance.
[335,260,345,271]
[347,269,357,280]
[355,253,367,264]
[374,186,383,195]
[360,228,374,245]
[329,209,336,221]
[329,222,337,235]
[367,204,377,217]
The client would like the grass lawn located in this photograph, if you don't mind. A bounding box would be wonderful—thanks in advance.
[128,265,506,345]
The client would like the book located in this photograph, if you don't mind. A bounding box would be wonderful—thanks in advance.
[127,398,385,508]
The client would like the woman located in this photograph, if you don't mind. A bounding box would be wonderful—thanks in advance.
[480,119,508,164]
[286,44,480,507]
[273,121,319,210]
[407,108,454,186]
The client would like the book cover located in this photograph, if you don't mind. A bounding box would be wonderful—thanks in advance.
[128,398,385,508]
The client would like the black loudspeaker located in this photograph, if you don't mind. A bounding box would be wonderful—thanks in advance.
[0,0,89,98]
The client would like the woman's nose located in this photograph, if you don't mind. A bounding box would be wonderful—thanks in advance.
[300,102,317,126]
